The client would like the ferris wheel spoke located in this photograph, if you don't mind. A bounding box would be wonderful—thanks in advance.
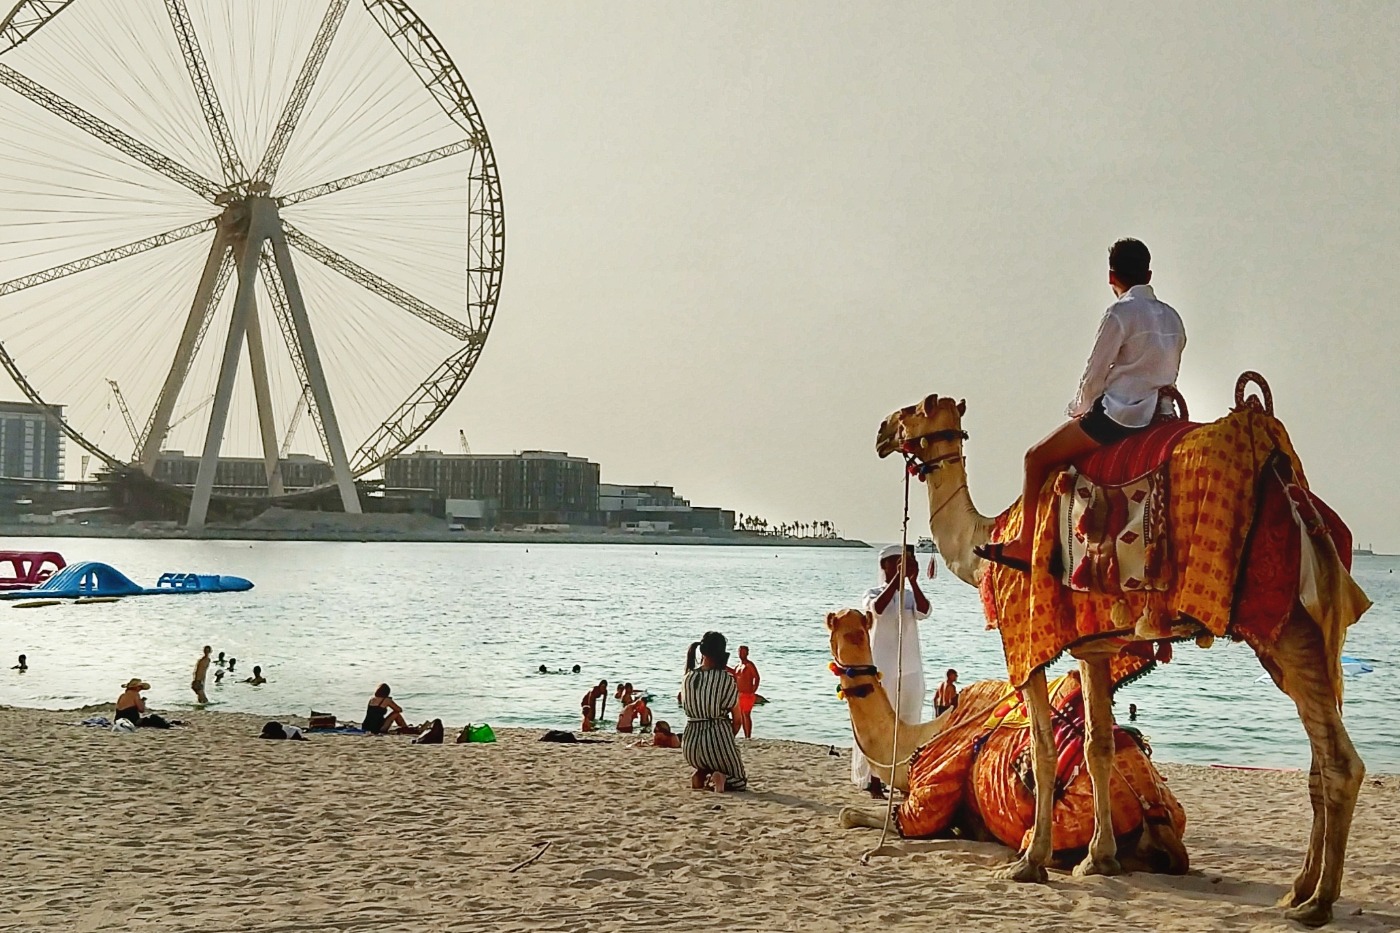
[254,0,349,188]
[0,63,221,201]
[0,217,216,297]
[282,221,470,341]
[163,0,246,186]
[276,140,472,207]
[0,1,74,56]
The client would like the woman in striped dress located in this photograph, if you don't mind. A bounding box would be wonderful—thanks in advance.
[680,631,747,792]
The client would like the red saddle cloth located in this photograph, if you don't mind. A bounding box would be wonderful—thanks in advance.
[1072,419,1201,486]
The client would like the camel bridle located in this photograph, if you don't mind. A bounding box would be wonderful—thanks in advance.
[900,428,968,479]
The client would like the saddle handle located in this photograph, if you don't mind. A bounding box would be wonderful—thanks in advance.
[1158,385,1189,422]
[1234,371,1274,415]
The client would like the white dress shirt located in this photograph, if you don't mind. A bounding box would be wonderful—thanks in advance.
[1067,284,1186,428]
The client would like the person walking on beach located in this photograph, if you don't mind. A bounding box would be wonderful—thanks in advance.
[934,669,958,717]
[975,238,1186,573]
[192,646,212,704]
[732,645,760,738]
[681,631,747,792]
[853,544,930,799]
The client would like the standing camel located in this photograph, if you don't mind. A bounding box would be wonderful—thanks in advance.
[874,378,1369,927]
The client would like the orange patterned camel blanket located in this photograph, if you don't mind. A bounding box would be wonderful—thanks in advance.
[896,673,1185,853]
[978,406,1360,688]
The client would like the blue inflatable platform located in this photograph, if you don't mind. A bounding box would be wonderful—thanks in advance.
[0,561,253,600]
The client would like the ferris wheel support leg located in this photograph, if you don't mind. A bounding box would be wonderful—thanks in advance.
[267,227,360,514]
[139,229,230,473]
[243,290,286,498]
[188,231,264,529]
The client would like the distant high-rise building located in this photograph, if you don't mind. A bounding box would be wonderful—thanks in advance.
[0,401,65,480]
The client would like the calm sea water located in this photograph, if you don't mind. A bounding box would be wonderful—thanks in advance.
[2,537,1396,771]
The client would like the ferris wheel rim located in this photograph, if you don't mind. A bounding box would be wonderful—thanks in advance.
[0,0,503,493]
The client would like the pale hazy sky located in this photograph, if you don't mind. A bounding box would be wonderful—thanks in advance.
[421,1,1398,548]
[2,2,1395,550]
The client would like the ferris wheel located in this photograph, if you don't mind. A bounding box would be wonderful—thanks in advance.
[0,0,503,525]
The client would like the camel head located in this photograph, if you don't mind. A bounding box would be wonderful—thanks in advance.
[826,608,874,668]
[875,394,968,471]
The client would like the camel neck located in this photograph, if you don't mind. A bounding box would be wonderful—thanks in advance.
[924,463,997,586]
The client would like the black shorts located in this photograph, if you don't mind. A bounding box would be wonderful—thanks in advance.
[1078,396,1146,445]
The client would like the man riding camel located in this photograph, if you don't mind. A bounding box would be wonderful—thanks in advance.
[976,238,1186,572]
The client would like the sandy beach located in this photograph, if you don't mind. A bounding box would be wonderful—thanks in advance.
[2,706,1396,932]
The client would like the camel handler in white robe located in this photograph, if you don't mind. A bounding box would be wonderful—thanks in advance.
[851,543,931,799]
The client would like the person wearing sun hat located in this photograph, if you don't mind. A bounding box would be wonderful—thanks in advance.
[115,678,151,725]
[850,543,930,798]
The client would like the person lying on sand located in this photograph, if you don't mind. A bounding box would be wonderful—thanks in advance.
[243,665,266,686]
[259,721,304,740]
[363,683,411,735]
[415,719,445,744]
[617,697,652,734]
[652,720,680,749]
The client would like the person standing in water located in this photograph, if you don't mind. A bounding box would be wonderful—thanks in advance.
[852,544,930,799]
[731,646,760,739]
[934,669,959,717]
[192,646,212,704]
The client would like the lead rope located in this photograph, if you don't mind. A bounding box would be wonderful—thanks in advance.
[861,462,913,863]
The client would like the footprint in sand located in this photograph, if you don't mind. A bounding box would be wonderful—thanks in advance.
[580,868,643,882]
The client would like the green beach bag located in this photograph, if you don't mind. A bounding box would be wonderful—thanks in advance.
[458,723,496,743]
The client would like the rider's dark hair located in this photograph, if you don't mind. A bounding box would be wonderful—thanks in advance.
[1108,238,1151,286]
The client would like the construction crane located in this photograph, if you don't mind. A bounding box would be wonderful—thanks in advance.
[106,379,139,450]
[280,387,311,459]
[459,430,471,455]
[169,394,215,432]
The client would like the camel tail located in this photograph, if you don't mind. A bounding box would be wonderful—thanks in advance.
[1295,511,1371,708]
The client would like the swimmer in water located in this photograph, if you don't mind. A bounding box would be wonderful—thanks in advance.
[617,696,652,734]
[12,654,27,672]
[243,665,266,686]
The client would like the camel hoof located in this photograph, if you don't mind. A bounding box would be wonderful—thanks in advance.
[1073,855,1122,878]
[1276,888,1310,910]
[995,857,1049,883]
[1283,900,1333,928]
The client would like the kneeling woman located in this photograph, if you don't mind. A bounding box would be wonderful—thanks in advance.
[680,632,746,792]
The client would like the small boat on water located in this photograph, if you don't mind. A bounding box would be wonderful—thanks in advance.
[916,537,938,554]
[0,551,65,590]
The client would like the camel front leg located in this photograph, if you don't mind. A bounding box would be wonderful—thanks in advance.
[1073,656,1122,876]
[996,668,1053,883]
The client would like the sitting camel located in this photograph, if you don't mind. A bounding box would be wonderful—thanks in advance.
[827,608,1189,874]
[874,375,1369,927]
